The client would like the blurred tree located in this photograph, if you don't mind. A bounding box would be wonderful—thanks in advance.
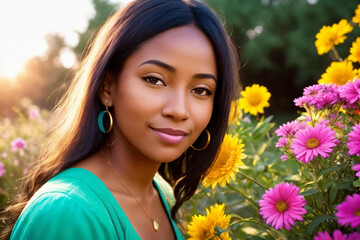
[0,78,20,117]
[16,34,69,110]
[73,0,118,56]
[205,0,359,122]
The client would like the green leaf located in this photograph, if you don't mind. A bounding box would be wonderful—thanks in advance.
[307,215,336,235]
[300,188,319,196]
[329,187,338,204]
[335,182,353,190]
[252,122,275,141]
[318,165,342,177]
[323,180,335,189]
[354,180,360,187]
[245,236,269,240]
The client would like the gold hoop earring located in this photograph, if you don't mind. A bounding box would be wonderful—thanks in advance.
[191,129,210,151]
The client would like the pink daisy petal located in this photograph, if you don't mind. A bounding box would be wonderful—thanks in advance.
[339,79,360,104]
[348,124,360,156]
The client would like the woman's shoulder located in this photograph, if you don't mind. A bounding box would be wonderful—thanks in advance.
[23,168,106,210]
[11,168,119,239]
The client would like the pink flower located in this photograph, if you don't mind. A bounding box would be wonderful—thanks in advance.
[294,96,310,107]
[0,162,5,177]
[243,116,250,123]
[303,84,323,96]
[10,138,27,152]
[276,137,288,148]
[348,124,360,156]
[335,194,360,228]
[280,154,288,161]
[315,92,338,109]
[348,232,360,240]
[13,159,19,167]
[275,120,304,137]
[290,124,337,163]
[353,163,360,178]
[297,84,341,109]
[314,230,360,240]
[339,79,360,104]
[28,105,40,119]
[258,182,306,231]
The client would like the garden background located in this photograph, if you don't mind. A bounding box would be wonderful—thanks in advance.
[1,0,360,239]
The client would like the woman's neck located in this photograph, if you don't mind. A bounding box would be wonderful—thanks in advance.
[103,144,161,198]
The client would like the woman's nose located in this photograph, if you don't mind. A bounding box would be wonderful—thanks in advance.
[161,89,190,121]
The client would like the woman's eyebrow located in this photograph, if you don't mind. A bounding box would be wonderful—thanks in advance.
[140,59,217,82]
[194,73,217,82]
[139,59,175,72]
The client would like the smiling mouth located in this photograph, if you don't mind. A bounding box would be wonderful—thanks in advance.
[151,127,187,144]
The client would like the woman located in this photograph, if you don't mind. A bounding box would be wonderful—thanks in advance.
[2,0,239,239]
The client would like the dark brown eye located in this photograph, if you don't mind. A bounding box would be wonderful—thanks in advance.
[142,76,165,86]
[192,88,211,96]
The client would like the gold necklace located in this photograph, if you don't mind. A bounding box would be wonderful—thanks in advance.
[100,150,160,232]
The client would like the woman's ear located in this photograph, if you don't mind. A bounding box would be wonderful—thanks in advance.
[98,72,115,106]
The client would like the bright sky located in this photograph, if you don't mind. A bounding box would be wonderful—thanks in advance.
[0,0,131,79]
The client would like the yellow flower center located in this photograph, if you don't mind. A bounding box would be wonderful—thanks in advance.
[248,95,261,106]
[305,138,320,149]
[355,209,360,216]
[203,230,212,239]
[275,200,288,213]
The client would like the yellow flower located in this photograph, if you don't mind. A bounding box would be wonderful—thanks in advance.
[238,84,271,116]
[228,99,242,125]
[315,19,353,55]
[353,4,360,26]
[202,134,246,189]
[318,61,356,85]
[348,37,360,62]
[187,204,231,240]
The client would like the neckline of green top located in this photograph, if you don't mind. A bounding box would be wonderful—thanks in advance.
[65,167,181,239]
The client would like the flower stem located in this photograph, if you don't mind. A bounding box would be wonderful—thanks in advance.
[311,159,333,216]
[227,184,260,210]
[237,170,267,190]
[331,47,342,61]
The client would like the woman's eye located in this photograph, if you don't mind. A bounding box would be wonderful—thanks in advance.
[142,76,165,86]
[192,88,212,96]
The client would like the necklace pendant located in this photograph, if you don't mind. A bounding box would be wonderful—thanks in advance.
[153,220,159,232]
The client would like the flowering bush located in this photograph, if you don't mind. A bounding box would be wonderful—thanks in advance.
[0,100,49,209]
[184,4,360,240]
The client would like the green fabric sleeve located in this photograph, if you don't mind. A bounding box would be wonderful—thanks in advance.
[11,191,119,240]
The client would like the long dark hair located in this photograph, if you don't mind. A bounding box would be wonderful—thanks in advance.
[1,0,239,237]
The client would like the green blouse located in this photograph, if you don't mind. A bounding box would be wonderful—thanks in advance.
[11,168,185,240]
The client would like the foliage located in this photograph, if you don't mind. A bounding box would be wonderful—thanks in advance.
[73,0,119,56]
[0,100,50,209]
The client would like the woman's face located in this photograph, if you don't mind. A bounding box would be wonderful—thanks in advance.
[106,25,217,163]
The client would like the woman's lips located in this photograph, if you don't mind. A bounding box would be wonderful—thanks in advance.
[151,128,187,144]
